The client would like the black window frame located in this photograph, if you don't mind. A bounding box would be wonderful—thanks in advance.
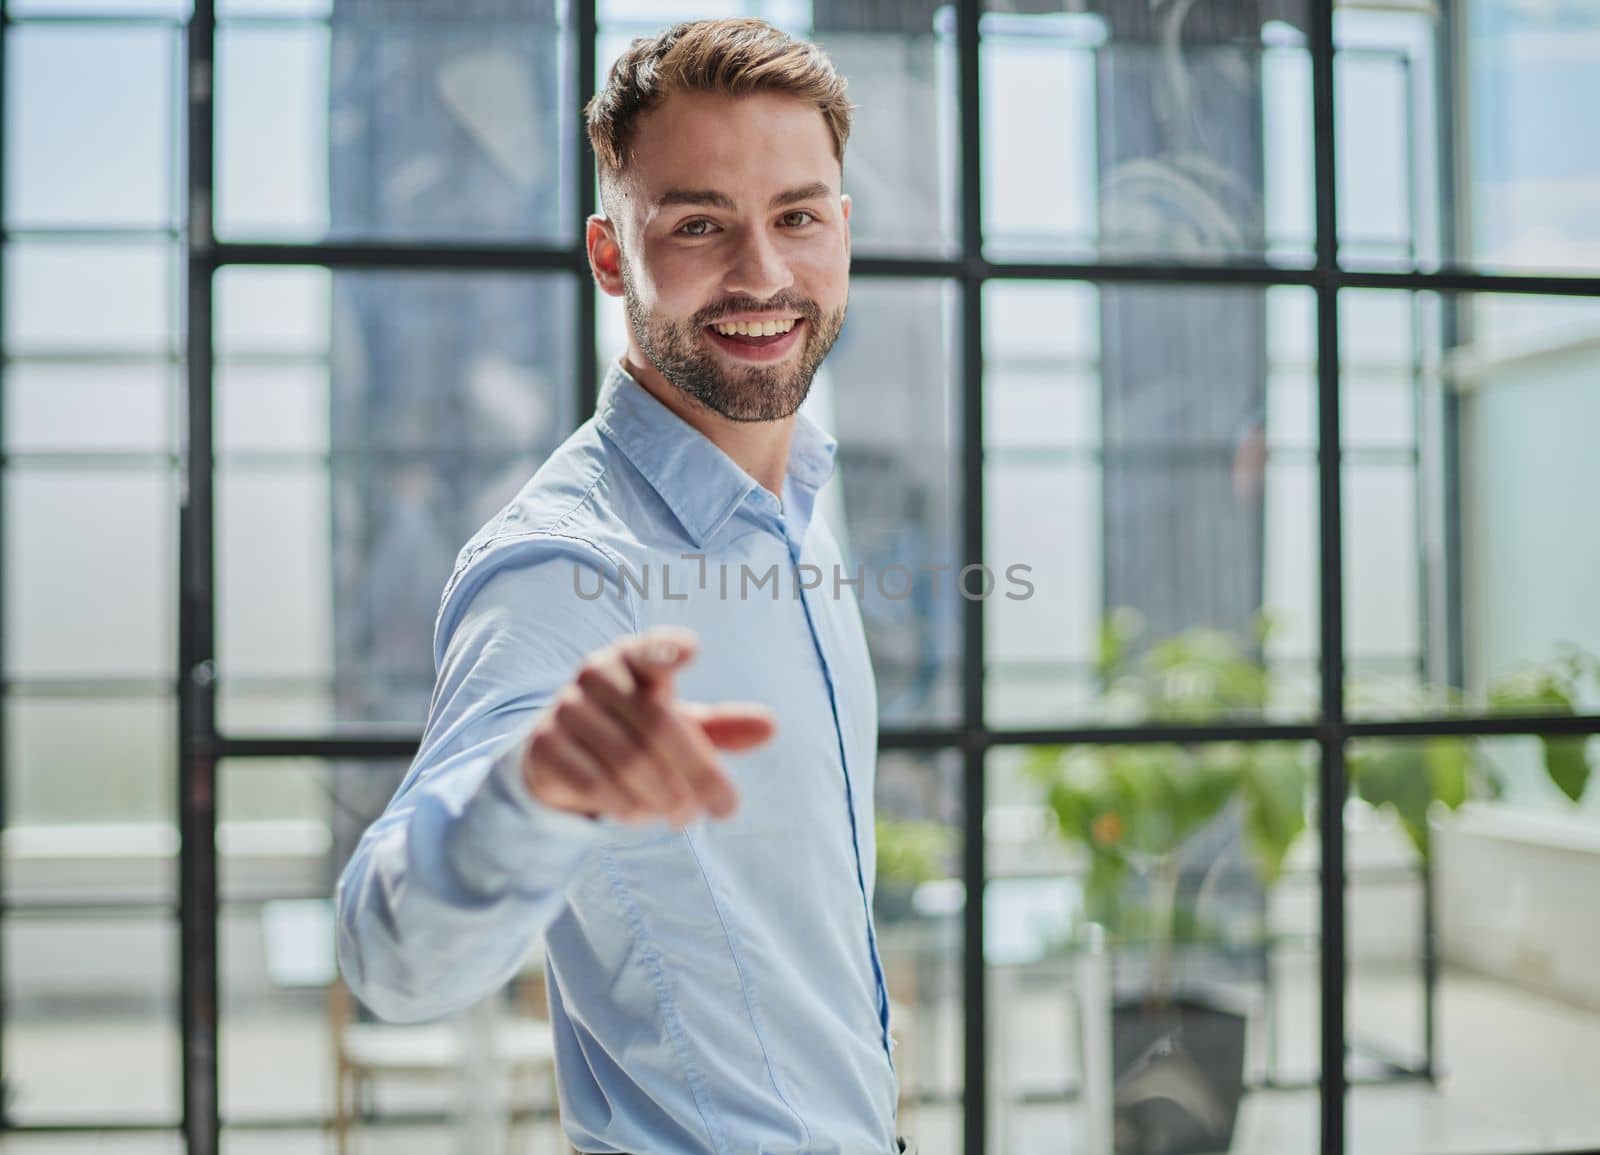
[1,2,1599,1153]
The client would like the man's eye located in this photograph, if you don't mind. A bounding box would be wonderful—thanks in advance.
[679,219,714,237]
[782,211,817,227]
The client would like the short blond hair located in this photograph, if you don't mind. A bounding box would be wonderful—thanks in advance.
[585,18,853,199]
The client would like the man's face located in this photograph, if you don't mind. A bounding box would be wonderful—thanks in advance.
[589,89,851,423]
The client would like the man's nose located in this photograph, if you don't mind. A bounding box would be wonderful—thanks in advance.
[722,227,794,300]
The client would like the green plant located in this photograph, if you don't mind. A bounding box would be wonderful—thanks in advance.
[875,816,955,887]
[1348,642,1598,855]
[1023,610,1598,999]
[1024,610,1309,998]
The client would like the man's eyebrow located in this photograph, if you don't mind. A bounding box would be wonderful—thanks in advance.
[767,181,831,209]
[651,182,834,213]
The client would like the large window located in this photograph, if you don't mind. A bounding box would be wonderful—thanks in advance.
[3,2,1598,1154]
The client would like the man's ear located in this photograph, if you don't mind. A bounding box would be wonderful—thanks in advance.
[840,192,851,262]
[587,215,625,298]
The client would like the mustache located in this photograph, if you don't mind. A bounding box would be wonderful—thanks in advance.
[694,296,822,327]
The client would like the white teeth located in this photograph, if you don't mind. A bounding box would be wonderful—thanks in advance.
[712,318,797,337]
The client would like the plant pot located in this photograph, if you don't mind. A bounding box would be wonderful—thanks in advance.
[1111,994,1248,1155]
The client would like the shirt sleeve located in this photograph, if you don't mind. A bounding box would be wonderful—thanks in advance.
[335,530,635,1023]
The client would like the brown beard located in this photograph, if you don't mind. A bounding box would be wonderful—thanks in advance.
[622,258,847,423]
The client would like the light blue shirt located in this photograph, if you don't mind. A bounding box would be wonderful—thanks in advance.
[336,358,900,1155]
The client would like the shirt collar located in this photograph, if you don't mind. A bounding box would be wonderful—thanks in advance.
[594,357,838,549]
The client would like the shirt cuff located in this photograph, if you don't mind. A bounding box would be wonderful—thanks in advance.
[443,723,614,896]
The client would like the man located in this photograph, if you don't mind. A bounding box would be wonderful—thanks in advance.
[336,18,917,1155]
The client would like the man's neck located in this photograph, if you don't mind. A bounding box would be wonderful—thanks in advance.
[621,350,795,505]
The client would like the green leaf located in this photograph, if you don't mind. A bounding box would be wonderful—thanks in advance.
[1423,737,1470,812]
[1349,739,1433,857]
[1540,734,1592,804]
[875,818,954,885]
[1488,662,1575,716]
[1239,747,1308,883]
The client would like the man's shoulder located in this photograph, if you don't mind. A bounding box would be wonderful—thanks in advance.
[444,425,596,573]
[438,420,654,621]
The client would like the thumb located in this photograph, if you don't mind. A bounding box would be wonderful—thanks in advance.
[681,701,778,751]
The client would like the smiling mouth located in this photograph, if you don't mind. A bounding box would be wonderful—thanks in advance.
[703,318,806,358]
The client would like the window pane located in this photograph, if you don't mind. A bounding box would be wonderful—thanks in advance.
[3,24,175,228]
[873,750,964,1151]
[216,467,334,683]
[1342,290,1600,720]
[218,0,325,14]
[213,269,577,731]
[5,716,176,908]
[215,759,556,1137]
[10,0,189,13]
[1266,286,1318,452]
[219,758,382,1125]
[1351,737,1600,1153]
[5,696,176,830]
[597,0,752,20]
[4,25,175,230]
[214,25,329,242]
[986,742,1322,1153]
[1336,1,1600,275]
[216,686,335,739]
[3,241,175,355]
[3,913,179,1126]
[217,362,328,456]
[980,24,1097,263]
[809,15,958,259]
[215,5,576,244]
[4,470,177,679]
[984,282,1320,728]
[983,282,1099,451]
[215,448,542,704]
[1334,47,1416,266]
[1345,465,1419,662]
[823,278,963,727]
[4,362,174,455]
[1332,5,1440,271]
[981,2,1314,266]
[215,264,331,358]
[1263,459,1319,677]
